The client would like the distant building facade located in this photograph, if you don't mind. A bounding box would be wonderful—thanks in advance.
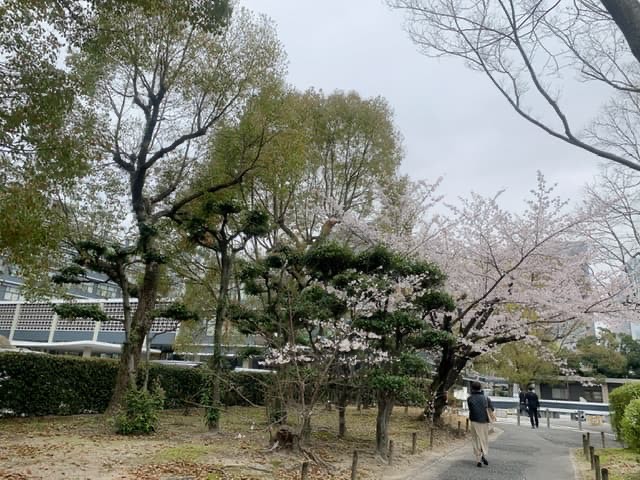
[0,299,178,357]
[0,257,122,301]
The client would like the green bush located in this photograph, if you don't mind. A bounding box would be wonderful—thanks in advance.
[0,352,117,416]
[0,352,268,417]
[609,383,640,436]
[621,398,640,452]
[144,363,205,409]
[114,385,165,435]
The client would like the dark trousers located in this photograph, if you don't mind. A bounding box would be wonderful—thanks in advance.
[529,407,539,427]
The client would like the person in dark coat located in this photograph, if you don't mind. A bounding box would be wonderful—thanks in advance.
[525,386,540,428]
[519,389,526,414]
[467,381,494,467]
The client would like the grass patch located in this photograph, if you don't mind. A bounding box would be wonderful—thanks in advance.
[154,444,210,463]
[575,448,640,480]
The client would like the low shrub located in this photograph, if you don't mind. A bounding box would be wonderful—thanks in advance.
[621,398,640,452]
[114,384,165,435]
[609,383,640,436]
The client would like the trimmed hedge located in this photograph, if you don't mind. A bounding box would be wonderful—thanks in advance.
[0,352,117,416]
[621,398,640,452]
[609,383,640,437]
[0,352,268,417]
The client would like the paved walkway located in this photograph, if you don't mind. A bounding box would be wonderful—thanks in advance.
[415,421,620,480]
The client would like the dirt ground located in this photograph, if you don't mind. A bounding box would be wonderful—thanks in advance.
[0,406,466,480]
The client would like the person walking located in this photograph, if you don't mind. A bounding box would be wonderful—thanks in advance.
[519,389,526,415]
[467,381,495,468]
[525,385,540,428]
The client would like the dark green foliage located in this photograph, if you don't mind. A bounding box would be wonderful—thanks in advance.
[241,209,271,237]
[114,384,165,434]
[52,265,88,284]
[415,291,456,312]
[153,303,199,322]
[397,381,428,406]
[303,241,355,281]
[355,244,394,273]
[610,383,640,436]
[369,372,410,394]
[53,303,109,323]
[265,252,286,269]
[204,198,242,216]
[295,285,347,321]
[143,363,204,409]
[396,352,429,377]
[411,328,457,349]
[237,346,263,359]
[0,353,117,416]
[238,260,268,285]
[0,353,270,416]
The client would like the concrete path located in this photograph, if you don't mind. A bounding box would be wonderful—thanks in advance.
[415,422,619,480]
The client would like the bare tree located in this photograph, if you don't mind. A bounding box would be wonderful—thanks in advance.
[581,165,640,299]
[390,0,640,171]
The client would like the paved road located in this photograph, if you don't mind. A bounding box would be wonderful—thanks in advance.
[416,422,620,480]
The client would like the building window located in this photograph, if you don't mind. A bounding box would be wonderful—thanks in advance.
[3,286,22,301]
[551,386,569,400]
[582,388,603,403]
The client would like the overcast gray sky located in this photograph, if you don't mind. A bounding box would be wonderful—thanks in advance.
[241,0,605,209]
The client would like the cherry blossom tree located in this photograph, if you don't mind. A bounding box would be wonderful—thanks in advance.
[339,173,629,420]
[342,245,454,456]
[231,241,384,443]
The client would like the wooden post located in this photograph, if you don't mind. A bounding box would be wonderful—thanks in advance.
[594,455,601,480]
[351,450,358,480]
[457,420,461,436]
[601,468,609,480]
[601,431,605,449]
[429,427,434,449]
[517,407,520,426]
[582,434,588,459]
[412,432,417,454]
[301,461,309,480]
[466,418,469,432]
[589,446,595,470]
[546,409,550,428]
[404,405,409,415]
[388,440,394,466]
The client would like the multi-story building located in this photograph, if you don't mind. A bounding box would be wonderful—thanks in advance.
[0,299,178,357]
[0,257,122,302]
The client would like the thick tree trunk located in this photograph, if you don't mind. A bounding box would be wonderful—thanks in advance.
[106,260,160,414]
[426,345,469,423]
[107,342,137,413]
[375,392,395,457]
[601,0,640,66]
